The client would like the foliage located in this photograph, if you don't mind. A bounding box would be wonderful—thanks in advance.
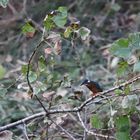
[110,32,140,76]
[1,1,140,140]
[109,32,140,140]
[115,116,131,140]
[0,0,9,8]
[22,22,36,38]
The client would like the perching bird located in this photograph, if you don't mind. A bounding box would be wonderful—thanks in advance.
[81,79,103,96]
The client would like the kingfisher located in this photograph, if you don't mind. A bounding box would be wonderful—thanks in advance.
[81,79,103,96]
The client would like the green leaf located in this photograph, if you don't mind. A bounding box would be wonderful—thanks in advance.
[115,89,123,95]
[111,3,121,11]
[114,38,129,47]
[129,32,140,49]
[57,6,67,18]
[115,115,130,132]
[21,65,33,75]
[0,0,9,8]
[124,85,130,95]
[44,18,56,30]
[29,71,37,83]
[52,6,67,28]
[77,27,90,40]
[0,88,7,97]
[38,56,47,72]
[116,61,129,76]
[64,26,72,38]
[133,61,140,72]
[21,65,28,75]
[0,64,6,79]
[39,83,47,91]
[53,17,66,28]
[22,22,35,34]
[110,38,131,59]
[115,115,131,140]
[34,87,41,95]
[90,114,103,129]
[115,132,131,140]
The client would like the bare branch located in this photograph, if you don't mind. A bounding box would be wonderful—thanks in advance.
[22,123,30,140]
[0,112,46,132]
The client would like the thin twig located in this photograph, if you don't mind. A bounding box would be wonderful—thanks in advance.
[22,0,27,14]
[50,117,76,140]
[23,123,29,140]
[8,3,18,15]
[83,95,88,140]
[77,112,115,139]
[26,40,44,92]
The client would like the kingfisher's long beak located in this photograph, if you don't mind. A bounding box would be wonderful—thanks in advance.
[81,82,87,86]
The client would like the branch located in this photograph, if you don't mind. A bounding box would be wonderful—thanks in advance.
[49,117,76,140]
[26,40,44,92]
[0,112,45,132]
[0,75,140,132]
[77,112,115,139]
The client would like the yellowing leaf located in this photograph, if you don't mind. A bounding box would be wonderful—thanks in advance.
[22,22,36,38]
[64,26,72,38]
[70,21,80,30]
[0,64,6,79]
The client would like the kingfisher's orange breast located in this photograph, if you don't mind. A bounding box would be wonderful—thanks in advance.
[87,83,102,95]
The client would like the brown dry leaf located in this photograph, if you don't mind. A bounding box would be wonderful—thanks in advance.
[14,92,31,100]
[127,55,137,65]
[26,31,35,38]
[0,130,13,140]
[73,90,83,100]
[54,41,62,55]
[5,55,13,62]
[50,114,68,129]
[42,91,55,101]
[46,32,61,44]
[100,44,112,58]
[102,48,110,58]
[44,48,52,55]
[27,88,34,98]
